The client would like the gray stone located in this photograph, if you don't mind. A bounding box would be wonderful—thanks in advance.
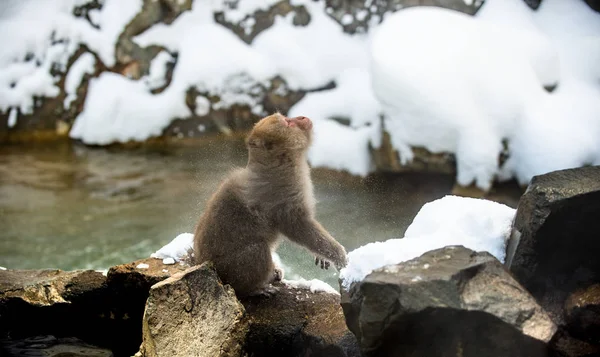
[506,165,600,332]
[342,246,556,357]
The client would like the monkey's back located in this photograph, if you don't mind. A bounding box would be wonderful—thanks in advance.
[193,169,277,265]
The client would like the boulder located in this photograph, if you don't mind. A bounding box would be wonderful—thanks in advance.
[506,166,600,335]
[342,246,556,357]
[141,263,247,357]
[0,269,107,340]
[140,262,359,357]
[0,258,188,356]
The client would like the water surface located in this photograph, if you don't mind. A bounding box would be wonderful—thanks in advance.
[0,139,522,286]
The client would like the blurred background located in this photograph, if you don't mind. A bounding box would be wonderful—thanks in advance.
[0,0,598,285]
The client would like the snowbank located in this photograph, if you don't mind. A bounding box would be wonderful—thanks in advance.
[370,0,600,189]
[339,195,515,289]
[2,0,599,187]
[0,0,141,114]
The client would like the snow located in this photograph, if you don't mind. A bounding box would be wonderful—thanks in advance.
[283,278,339,295]
[150,232,194,261]
[339,195,515,289]
[162,257,176,265]
[143,51,174,90]
[64,52,96,108]
[194,96,211,116]
[2,0,599,187]
[136,263,149,269]
[7,108,17,128]
[0,0,140,118]
[370,1,600,189]
[0,266,7,271]
[289,68,381,176]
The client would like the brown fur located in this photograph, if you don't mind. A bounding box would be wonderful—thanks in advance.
[193,113,348,297]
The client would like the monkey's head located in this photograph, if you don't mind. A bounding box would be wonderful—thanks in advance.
[246,113,313,156]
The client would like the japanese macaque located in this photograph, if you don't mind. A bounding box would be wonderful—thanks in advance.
[193,112,348,297]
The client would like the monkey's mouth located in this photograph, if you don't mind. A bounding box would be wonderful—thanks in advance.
[283,115,313,131]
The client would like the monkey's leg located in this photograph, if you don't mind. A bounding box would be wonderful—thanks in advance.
[278,216,348,270]
[219,243,278,297]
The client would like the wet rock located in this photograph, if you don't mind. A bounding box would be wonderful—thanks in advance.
[140,262,359,357]
[342,246,556,357]
[506,165,600,332]
[0,335,113,357]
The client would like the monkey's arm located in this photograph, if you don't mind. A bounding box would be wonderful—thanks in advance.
[277,215,348,270]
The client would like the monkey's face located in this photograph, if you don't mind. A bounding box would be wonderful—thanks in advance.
[246,113,313,155]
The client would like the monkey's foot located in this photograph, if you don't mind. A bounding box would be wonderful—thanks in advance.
[273,267,284,282]
[249,284,280,298]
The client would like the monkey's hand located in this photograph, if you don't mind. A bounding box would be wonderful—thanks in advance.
[315,244,348,271]
[315,256,331,270]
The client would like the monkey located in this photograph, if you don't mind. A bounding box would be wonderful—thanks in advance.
[193,112,348,297]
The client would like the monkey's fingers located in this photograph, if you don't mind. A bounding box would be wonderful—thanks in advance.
[320,259,325,269]
[325,261,330,270]
[315,256,319,266]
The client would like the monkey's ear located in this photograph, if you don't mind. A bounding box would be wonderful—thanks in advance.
[247,137,273,150]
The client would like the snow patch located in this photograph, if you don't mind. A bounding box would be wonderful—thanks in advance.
[162,257,176,265]
[136,263,149,269]
[339,195,515,289]
[283,278,339,295]
[150,232,194,261]
[143,50,174,90]
[7,108,18,128]
[64,52,96,108]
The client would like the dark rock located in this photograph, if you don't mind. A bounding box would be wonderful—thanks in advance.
[324,0,483,34]
[242,282,360,357]
[506,166,600,332]
[215,1,310,44]
[140,262,360,357]
[584,0,600,12]
[564,284,600,344]
[523,0,543,10]
[0,258,188,356]
[549,328,600,357]
[343,246,555,357]
[115,0,192,75]
[0,335,113,357]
